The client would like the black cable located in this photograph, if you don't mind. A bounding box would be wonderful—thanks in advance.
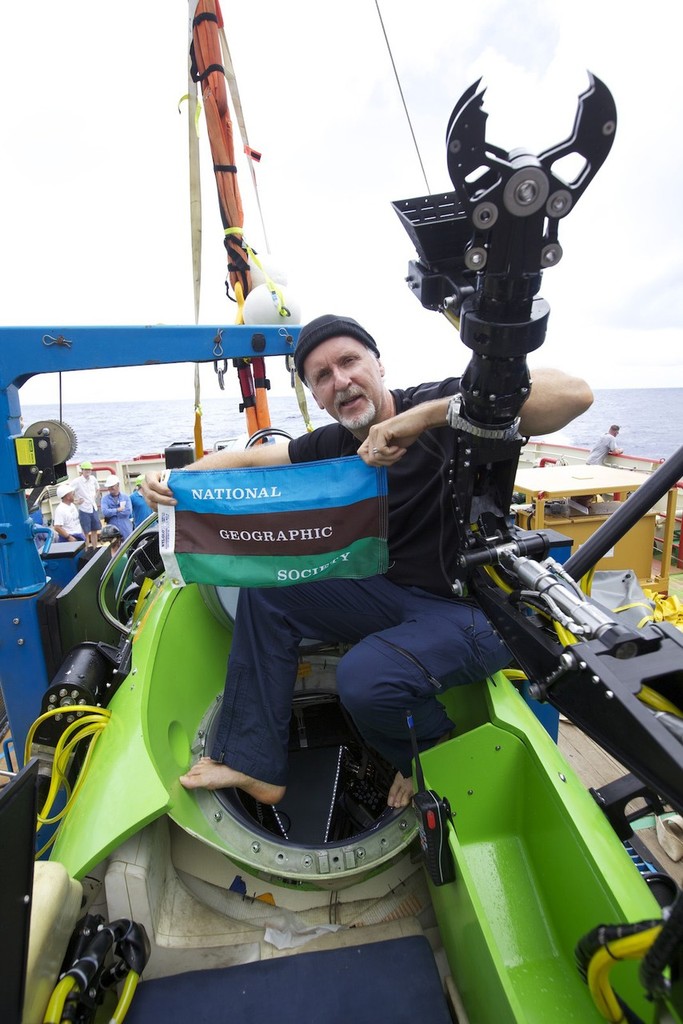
[640,893,683,999]
[374,1,431,194]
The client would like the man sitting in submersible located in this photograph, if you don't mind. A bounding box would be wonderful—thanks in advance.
[143,315,592,809]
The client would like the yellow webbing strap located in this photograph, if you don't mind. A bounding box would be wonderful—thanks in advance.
[233,277,246,324]
[288,357,314,432]
[194,363,204,458]
[244,242,291,318]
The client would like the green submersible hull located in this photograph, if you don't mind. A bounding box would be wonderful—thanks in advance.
[48,571,665,1023]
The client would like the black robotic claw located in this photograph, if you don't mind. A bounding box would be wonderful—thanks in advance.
[445,72,617,279]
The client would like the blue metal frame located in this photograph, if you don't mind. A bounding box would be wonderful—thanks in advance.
[0,322,300,759]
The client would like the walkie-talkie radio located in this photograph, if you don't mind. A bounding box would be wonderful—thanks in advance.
[406,712,456,886]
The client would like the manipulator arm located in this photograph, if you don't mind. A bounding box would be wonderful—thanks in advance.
[392,74,616,579]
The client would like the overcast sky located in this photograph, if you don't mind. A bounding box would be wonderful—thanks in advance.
[2,0,682,408]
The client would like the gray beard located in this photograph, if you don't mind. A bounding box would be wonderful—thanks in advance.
[335,391,377,432]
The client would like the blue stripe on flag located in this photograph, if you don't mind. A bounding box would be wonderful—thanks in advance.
[168,456,387,516]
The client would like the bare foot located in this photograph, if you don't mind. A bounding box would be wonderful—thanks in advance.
[180,756,286,804]
[387,771,415,809]
[387,730,454,809]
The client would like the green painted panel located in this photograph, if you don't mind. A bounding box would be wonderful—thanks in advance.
[426,672,662,1023]
[52,581,231,877]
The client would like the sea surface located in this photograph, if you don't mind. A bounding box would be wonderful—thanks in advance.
[20,388,683,464]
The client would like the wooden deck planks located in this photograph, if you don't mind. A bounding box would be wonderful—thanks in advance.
[559,717,683,886]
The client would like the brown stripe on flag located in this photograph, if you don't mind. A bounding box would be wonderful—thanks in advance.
[174,498,383,556]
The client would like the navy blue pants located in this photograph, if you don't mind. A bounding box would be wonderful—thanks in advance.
[211,576,510,783]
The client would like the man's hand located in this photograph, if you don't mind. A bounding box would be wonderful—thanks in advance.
[358,398,450,466]
[358,429,407,466]
[141,443,292,510]
[142,472,175,510]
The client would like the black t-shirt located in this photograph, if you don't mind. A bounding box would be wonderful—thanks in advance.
[288,379,461,597]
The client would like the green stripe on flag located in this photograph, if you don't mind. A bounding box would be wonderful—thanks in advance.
[173,537,388,587]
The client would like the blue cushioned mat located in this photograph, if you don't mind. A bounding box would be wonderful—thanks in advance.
[125,934,452,1024]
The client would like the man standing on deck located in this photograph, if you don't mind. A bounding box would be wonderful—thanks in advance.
[586,425,623,465]
[143,314,593,809]
[101,476,133,540]
[72,461,101,551]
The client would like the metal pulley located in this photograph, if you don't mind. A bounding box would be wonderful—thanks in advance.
[15,418,78,488]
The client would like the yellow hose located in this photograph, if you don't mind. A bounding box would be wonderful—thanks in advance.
[109,971,141,1024]
[42,975,77,1023]
[24,705,111,857]
[38,721,108,825]
[638,684,683,718]
[24,704,111,764]
[483,564,513,594]
[586,926,661,1021]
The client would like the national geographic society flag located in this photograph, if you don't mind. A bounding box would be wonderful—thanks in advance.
[159,457,389,587]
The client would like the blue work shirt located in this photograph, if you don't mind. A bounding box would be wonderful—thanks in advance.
[101,490,133,539]
[130,489,153,528]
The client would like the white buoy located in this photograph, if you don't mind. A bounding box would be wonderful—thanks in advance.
[243,283,301,325]
[248,254,288,288]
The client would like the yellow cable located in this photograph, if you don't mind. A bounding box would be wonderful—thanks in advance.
[42,974,77,1023]
[110,970,140,1024]
[36,830,59,860]
[41,723,107,818]
[586,926,662,1022]
[638,685,683,718]
[612,601,654,614]
[36,714,109,818]
[587,952,623,1021]
[554,621,578,646]
[39,723,108,826]
[38,716,107,811]
[26,708,111,856]
[24,704,111,764]
[483,564,513,594]
[56,725,108,809]
[503,669,528,682]
[485,564,579,647]
[580,567,595,595]
[35,726,106,858]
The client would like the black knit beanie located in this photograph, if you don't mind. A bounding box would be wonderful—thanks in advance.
[294,314,380,382]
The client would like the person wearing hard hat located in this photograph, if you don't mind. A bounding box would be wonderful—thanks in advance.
[130,474,153,529]
[101,475,133,540]
[53,482,86,543]
[72,461,102,550]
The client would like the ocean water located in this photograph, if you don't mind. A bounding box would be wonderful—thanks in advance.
[546,388,683,461]
[20,387,683,464]
[20,395,331,464]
